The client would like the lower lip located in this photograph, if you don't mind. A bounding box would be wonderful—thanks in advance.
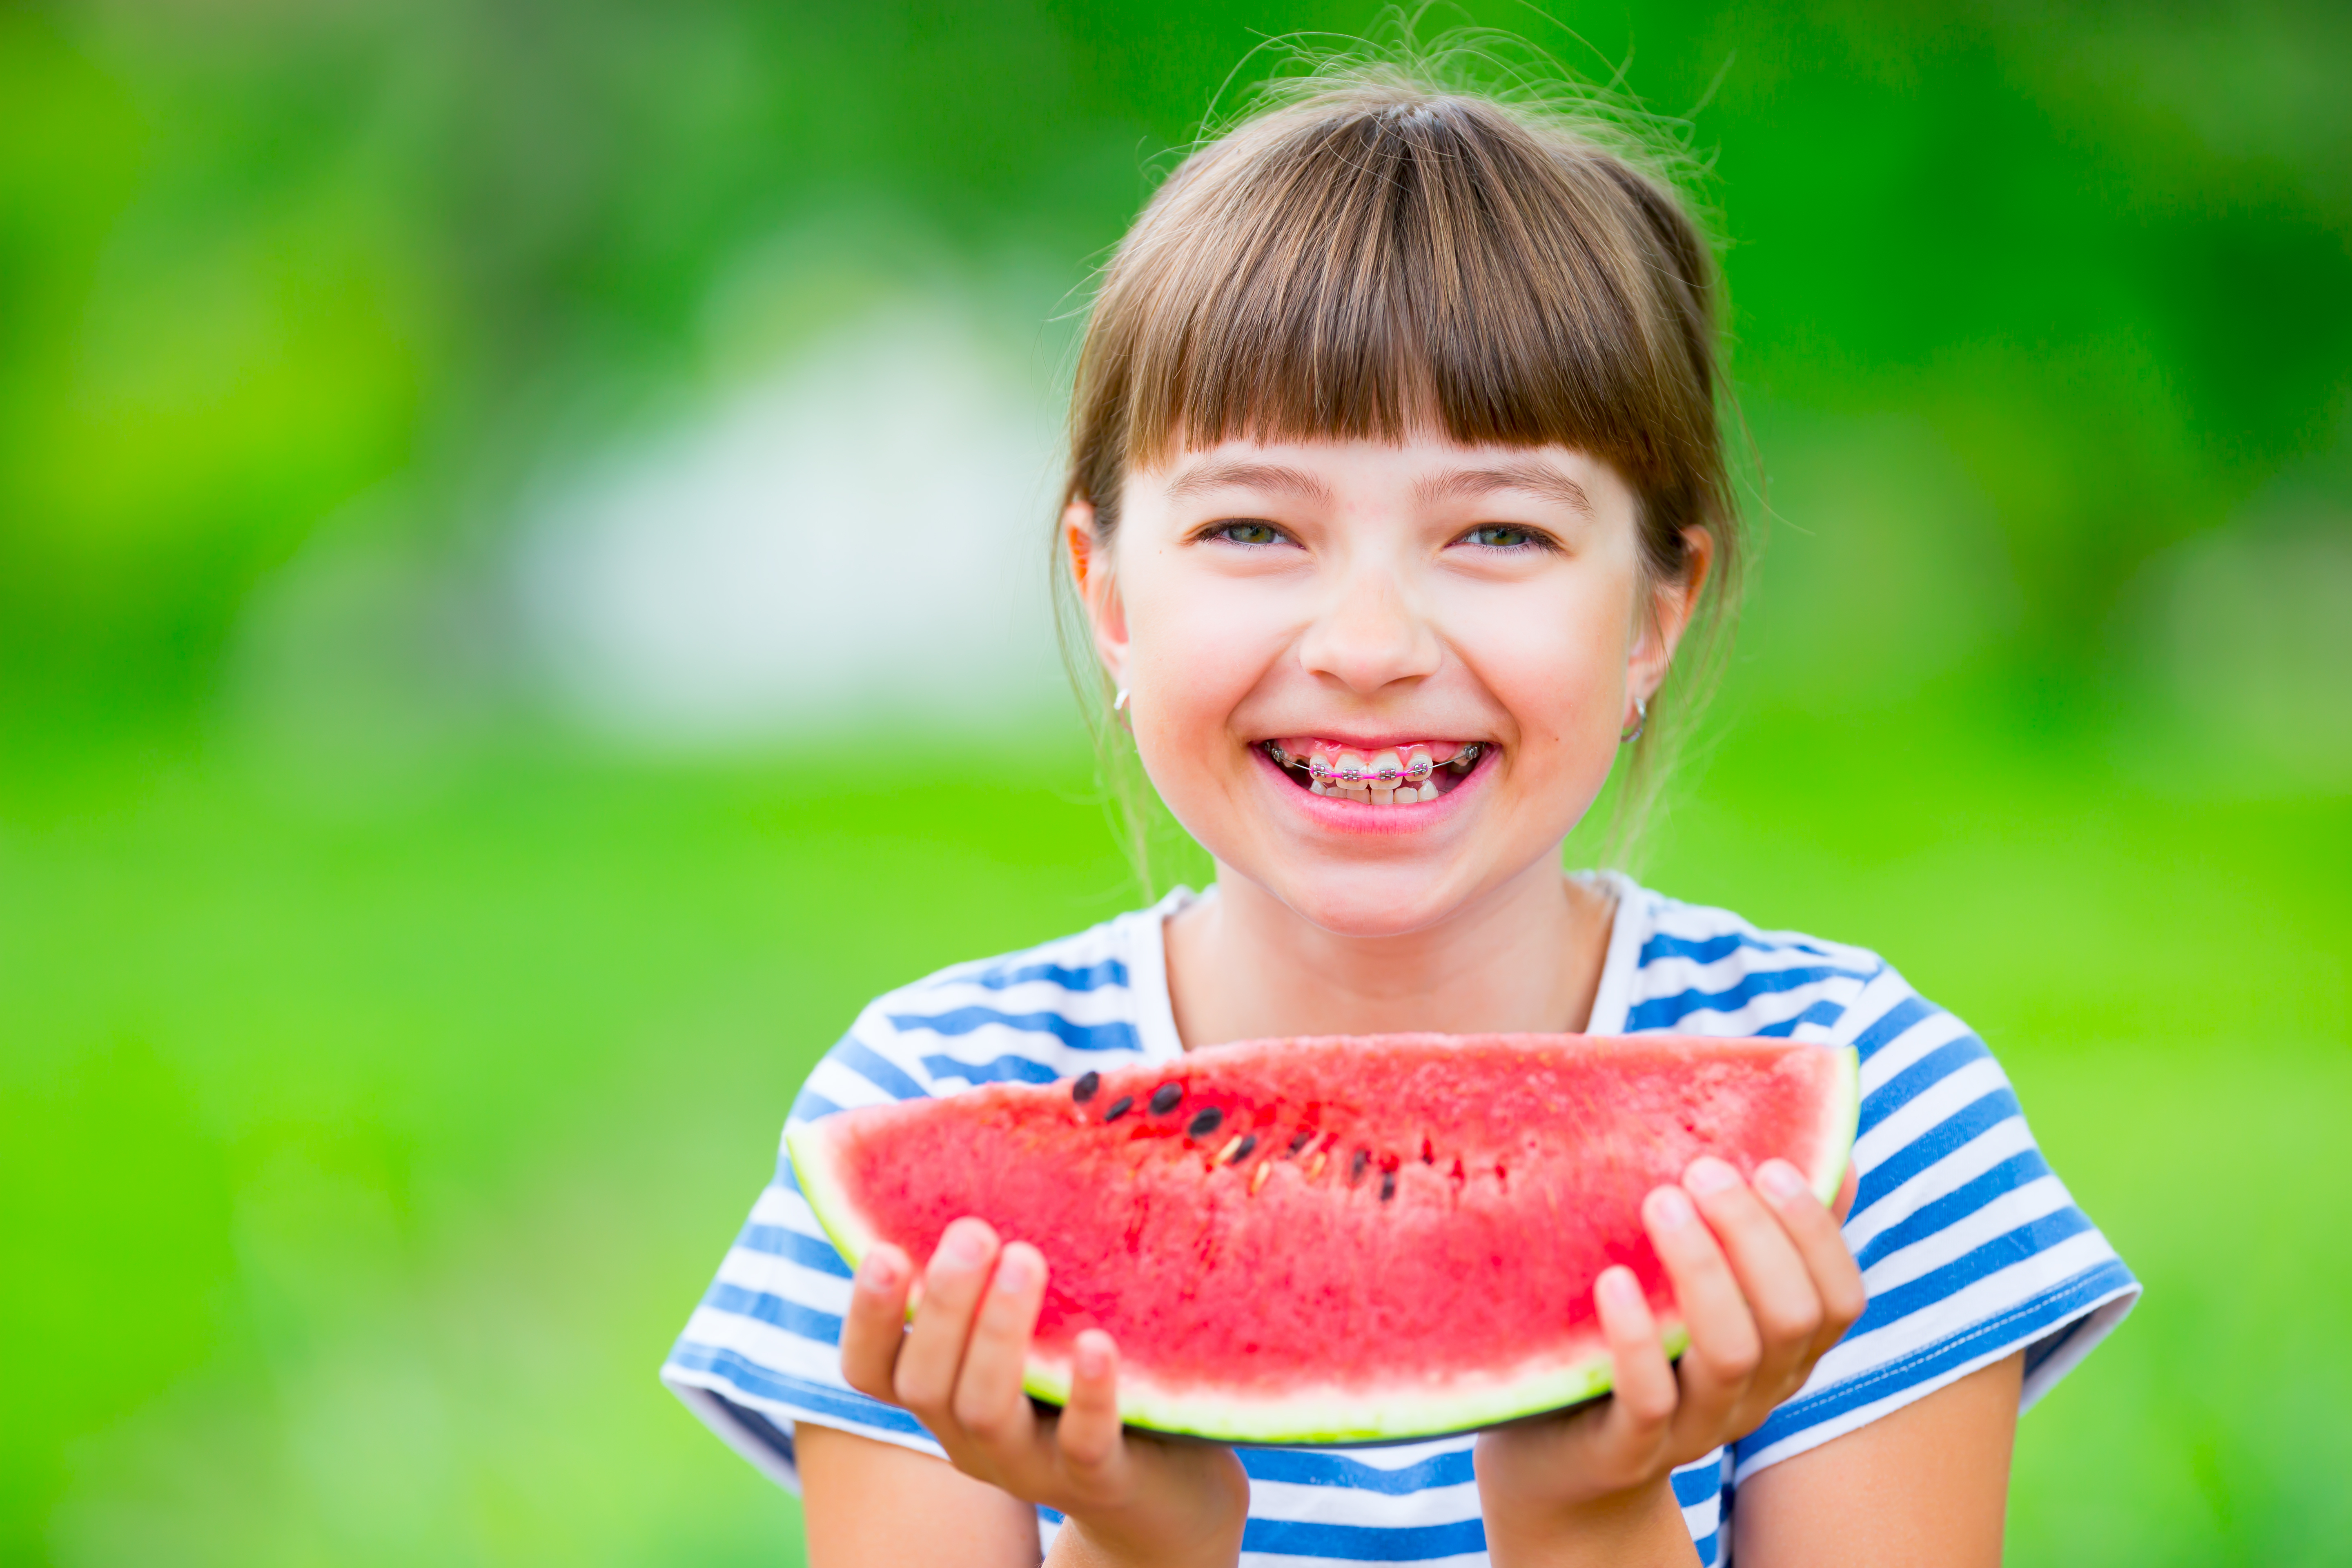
[1250,745,1491,835]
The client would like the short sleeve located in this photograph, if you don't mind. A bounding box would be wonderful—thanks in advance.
[659,1019,952,1490]
[1731,967,2140,1479]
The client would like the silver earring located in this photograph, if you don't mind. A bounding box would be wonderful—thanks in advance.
[1113,686,1130,712]
[1619,696,1647,745]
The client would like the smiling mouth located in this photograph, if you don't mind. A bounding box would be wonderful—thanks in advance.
[1262,739,1487,806]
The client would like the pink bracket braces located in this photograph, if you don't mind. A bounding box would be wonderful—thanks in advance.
[1268,743,1482,787]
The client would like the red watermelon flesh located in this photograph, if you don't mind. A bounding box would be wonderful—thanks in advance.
[788,1032,1858,1444]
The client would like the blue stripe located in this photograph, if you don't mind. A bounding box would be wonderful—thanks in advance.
[833,1036,930,1102]
[1238,1446,1476,1493]
[1853,1208,2095,1334]
[1693,1526,1720,1565]
[1859,1034,1991,1136]
[710,1389,798,1471]
[666,1342,931,1439]
[1625,965,1873,1033]
[1738,1259,2137,1458]
[1853,1149,2052,1272]
[1753,1000,1846,1038]
[703,1280,844,1346]
[1639,930,1839,966]
[1670,1458,1723,1508]
[2023,1310,2089,1378]
[1849,993,1938,1062]
[920,1053,1063,1087]
[887,1006,1141,1054]
[788,1089,843,1123]
[1854,1087,2021,1213]
[969,958,1129,992]
[734,1223,854,1278]
[773,1162,802,1195]
[1240,1516,1487,1560]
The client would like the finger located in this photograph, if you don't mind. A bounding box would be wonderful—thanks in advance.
[838,1244,914,1401]
[1644,1183,1758,1435]
[1682,1157,1823,1394]
[893,1218,1000,1427]
[1055,1329,1127,1474]
[1755,1158,1869,1361]
[951,1241,1047,1452]
[1593,1265,1678,1457]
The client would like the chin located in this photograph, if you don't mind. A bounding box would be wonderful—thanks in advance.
[1272,870,1468,940]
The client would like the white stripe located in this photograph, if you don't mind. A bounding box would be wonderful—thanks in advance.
[1241,1479,1481,1524]
[1851,1055,2012,1171]
[804,1049,924,1109]
[715,1245,854,1312]
[1855,1006,1976,1096]
[1842,1115,2038,1253]
[1857,1174,2074,1294]
[677,1305,851,1384]
[747,1185,826,1228]
[1805,1229,2119,1388]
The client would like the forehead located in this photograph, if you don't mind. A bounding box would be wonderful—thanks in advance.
[1139,437,1632,517]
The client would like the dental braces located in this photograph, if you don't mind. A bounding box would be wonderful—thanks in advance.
[1265,742,1484,788]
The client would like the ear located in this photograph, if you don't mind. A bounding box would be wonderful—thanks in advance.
[1064,497,1130,691]
[1628,526,1715,701]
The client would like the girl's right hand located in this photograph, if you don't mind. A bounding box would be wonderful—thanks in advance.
[840,1216,1250,1568]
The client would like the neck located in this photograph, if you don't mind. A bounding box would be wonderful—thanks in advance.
[1163,853,1615,1049]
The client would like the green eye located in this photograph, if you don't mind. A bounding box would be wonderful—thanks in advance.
[1216,521,1283,545]
[1467,525,1537,548]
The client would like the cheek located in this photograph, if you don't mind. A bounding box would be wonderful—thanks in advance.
[1120,566,1290,762]
[1441,576,1633,746]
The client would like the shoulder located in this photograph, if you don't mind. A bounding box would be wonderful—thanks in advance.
[1611,880,1904,1048]
[790,898,1179,1123]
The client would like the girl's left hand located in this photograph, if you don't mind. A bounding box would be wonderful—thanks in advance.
[1473,1155,1866,1566]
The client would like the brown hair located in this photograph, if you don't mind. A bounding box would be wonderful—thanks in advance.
[1061,53,1744,872]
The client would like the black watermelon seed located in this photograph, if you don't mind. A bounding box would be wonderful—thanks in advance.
[1103,1095,1134,1122]
[1380,1169,1398,1202]
[1071,1071,1100,1103]
[1285,1127,1316,1156]
[1187,1106,1224,1139]
[1349,1149,1371,1185]
[1149,1083,1183,1116]
[1230,1134,1258,1163]
[1420,1137,1435,1165]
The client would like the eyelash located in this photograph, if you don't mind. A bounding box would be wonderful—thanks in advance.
[1203,520,1288,546]
[1458,524,1558,552]
[1198,521,1559,552]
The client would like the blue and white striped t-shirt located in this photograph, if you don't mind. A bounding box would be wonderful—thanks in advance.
[663,876,2138,1566]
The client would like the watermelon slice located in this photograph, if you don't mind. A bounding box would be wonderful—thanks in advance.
[789,1033,1858,1445]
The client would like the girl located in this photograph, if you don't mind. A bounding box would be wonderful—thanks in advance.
[663,63,2137,1568]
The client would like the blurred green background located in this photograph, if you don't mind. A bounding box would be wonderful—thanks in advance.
[3,2,2348,1564]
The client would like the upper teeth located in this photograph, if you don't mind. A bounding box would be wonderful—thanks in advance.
[1273,741,1478,804]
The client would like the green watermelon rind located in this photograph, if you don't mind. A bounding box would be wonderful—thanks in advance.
[786,1041,1859,1447]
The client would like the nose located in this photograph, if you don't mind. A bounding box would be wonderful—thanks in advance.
[1295,563,1444,696]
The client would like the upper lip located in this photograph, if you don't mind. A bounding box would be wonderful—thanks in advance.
[1261,733,1488,750]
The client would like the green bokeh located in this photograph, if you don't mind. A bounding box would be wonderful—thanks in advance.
[2,2,2347,1564]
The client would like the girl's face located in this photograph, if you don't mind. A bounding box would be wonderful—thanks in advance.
[1073,436,1706,937]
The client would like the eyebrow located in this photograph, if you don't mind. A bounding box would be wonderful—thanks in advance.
[1414,461,1595,518]
[1164,460,1335,506]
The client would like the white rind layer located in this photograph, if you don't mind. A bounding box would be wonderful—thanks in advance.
[785,1042,1859,1446]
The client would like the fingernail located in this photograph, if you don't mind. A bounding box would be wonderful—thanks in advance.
[1756,1159,1808,1201]
[1597,1266,1643,1310]
[1647,1185,1697,1229]
[992,1245,1037,1295]
[1684,1156,1739,1195]
[1075,1330,1113,1379]
[937,1221,991,1268]
[858,1252,901,1291]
